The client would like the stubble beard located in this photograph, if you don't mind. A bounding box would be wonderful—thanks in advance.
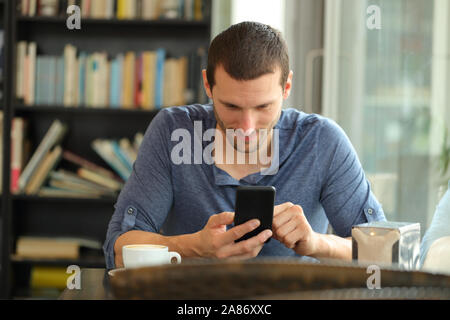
[212,105,281,159]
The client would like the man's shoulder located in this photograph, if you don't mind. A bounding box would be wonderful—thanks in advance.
[157,104,215,124]
[279,108,339,133]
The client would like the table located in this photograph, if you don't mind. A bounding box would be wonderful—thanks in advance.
[59,268,112,300]
[59,261,450,300]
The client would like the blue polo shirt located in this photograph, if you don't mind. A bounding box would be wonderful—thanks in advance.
[420,180,450,267]
[103,104,386,269]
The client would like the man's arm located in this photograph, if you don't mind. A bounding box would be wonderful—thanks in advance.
[272,202,352,261]
[113,211,273,268]
[311,234,352,261]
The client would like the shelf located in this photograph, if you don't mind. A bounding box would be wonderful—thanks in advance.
[13,194,116,204]
[17,16,210,28]
[14,104,161,116]
[11,254,105,268]
[2,0,212,299]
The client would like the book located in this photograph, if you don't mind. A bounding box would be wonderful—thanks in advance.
[21,0,30,16]
[134,54,143,108]
[119,138,138,163]
[10,118,27,194]
[38,186,102,199]
[163,58,175,107]
[81,0,91,18]
[155,48,166,109]
[117,0,128,19]
[64,44,77,107]
[122,52,136,108]
[77,167,123,191]
[15,236,103,260]
[24,42,37,105]
[111,140,133,172]
[29,0,37,16]
[142,0,160,20]
[55,56,65,105]
[78,52,87,107]
[62,150,122,182]
[91,139,131,180]
[48,179,108,197]
[25,145,63,195]
[39,0,59,16]
[22,0,210,20]
[109,54,123,108]
[134,132,144,152]
[15,236,80,260]
[50,169,119,195]
[16,41,198,109]
[15,41,27,99]
[31,266,70,290]
[18,120,68,192]
[141,51,157,110]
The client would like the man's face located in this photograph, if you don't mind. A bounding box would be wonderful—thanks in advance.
[203,65,292,154]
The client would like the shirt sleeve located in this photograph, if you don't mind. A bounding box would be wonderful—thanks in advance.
[420,181,450,267]
[103,109,174,270]
[317,118,386,237]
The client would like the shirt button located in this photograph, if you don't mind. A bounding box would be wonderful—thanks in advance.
[368,208,374,215]
[127,207,135,215]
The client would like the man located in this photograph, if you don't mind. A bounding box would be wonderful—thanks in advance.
[420,180,450,273]
[103,22,385,269]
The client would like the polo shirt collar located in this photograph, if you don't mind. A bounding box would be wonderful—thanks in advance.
[211,112,290,187]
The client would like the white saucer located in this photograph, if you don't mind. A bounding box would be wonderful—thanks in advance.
[108,268,126,277]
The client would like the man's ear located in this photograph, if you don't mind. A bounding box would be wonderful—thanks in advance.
[202,69,213,99]
[283,70,294,100]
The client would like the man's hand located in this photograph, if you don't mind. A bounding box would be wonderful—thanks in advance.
[197,211,273,259]
[272,202,318,257]
[272,202,352,260]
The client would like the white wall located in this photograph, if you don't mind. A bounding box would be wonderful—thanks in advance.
[231,0,285,35]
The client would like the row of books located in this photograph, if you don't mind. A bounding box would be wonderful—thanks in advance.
[14,236,103,296]
[20,0,211,21]
[16,42,207,109]
[13,118,144,198]
[15,235,102,260]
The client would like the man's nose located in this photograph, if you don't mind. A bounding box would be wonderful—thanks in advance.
[238,110,256,134]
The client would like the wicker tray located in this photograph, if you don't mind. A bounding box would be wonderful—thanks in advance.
[109,258,450,300]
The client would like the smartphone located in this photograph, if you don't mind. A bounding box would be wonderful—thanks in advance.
[234,186,276,243]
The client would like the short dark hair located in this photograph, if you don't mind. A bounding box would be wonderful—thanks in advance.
[206,21,290,90]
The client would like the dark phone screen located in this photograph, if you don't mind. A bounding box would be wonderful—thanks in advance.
[234,186,276,243]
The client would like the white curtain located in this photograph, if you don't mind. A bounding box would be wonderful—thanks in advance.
[322,0,450,232]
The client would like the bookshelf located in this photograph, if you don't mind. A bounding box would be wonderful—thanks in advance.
[1,0,212,299]
[1,0,14,301]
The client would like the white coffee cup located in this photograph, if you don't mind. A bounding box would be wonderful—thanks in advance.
[122,244,182,268]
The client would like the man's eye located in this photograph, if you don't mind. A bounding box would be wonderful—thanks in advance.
[258,105,269,110]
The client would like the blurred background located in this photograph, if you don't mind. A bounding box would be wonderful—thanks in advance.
[0,0,449,299]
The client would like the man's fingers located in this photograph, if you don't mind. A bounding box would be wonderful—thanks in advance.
[273,205,305,228]
[222,229,272,258]
[207,212,235,228]
[217,219,261,247]
[274,202,295,216]
[275,218,298,239]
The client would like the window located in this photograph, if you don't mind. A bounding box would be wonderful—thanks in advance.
[323,0,450,232]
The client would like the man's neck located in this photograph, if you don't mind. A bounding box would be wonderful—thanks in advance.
[213,125,273,175]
